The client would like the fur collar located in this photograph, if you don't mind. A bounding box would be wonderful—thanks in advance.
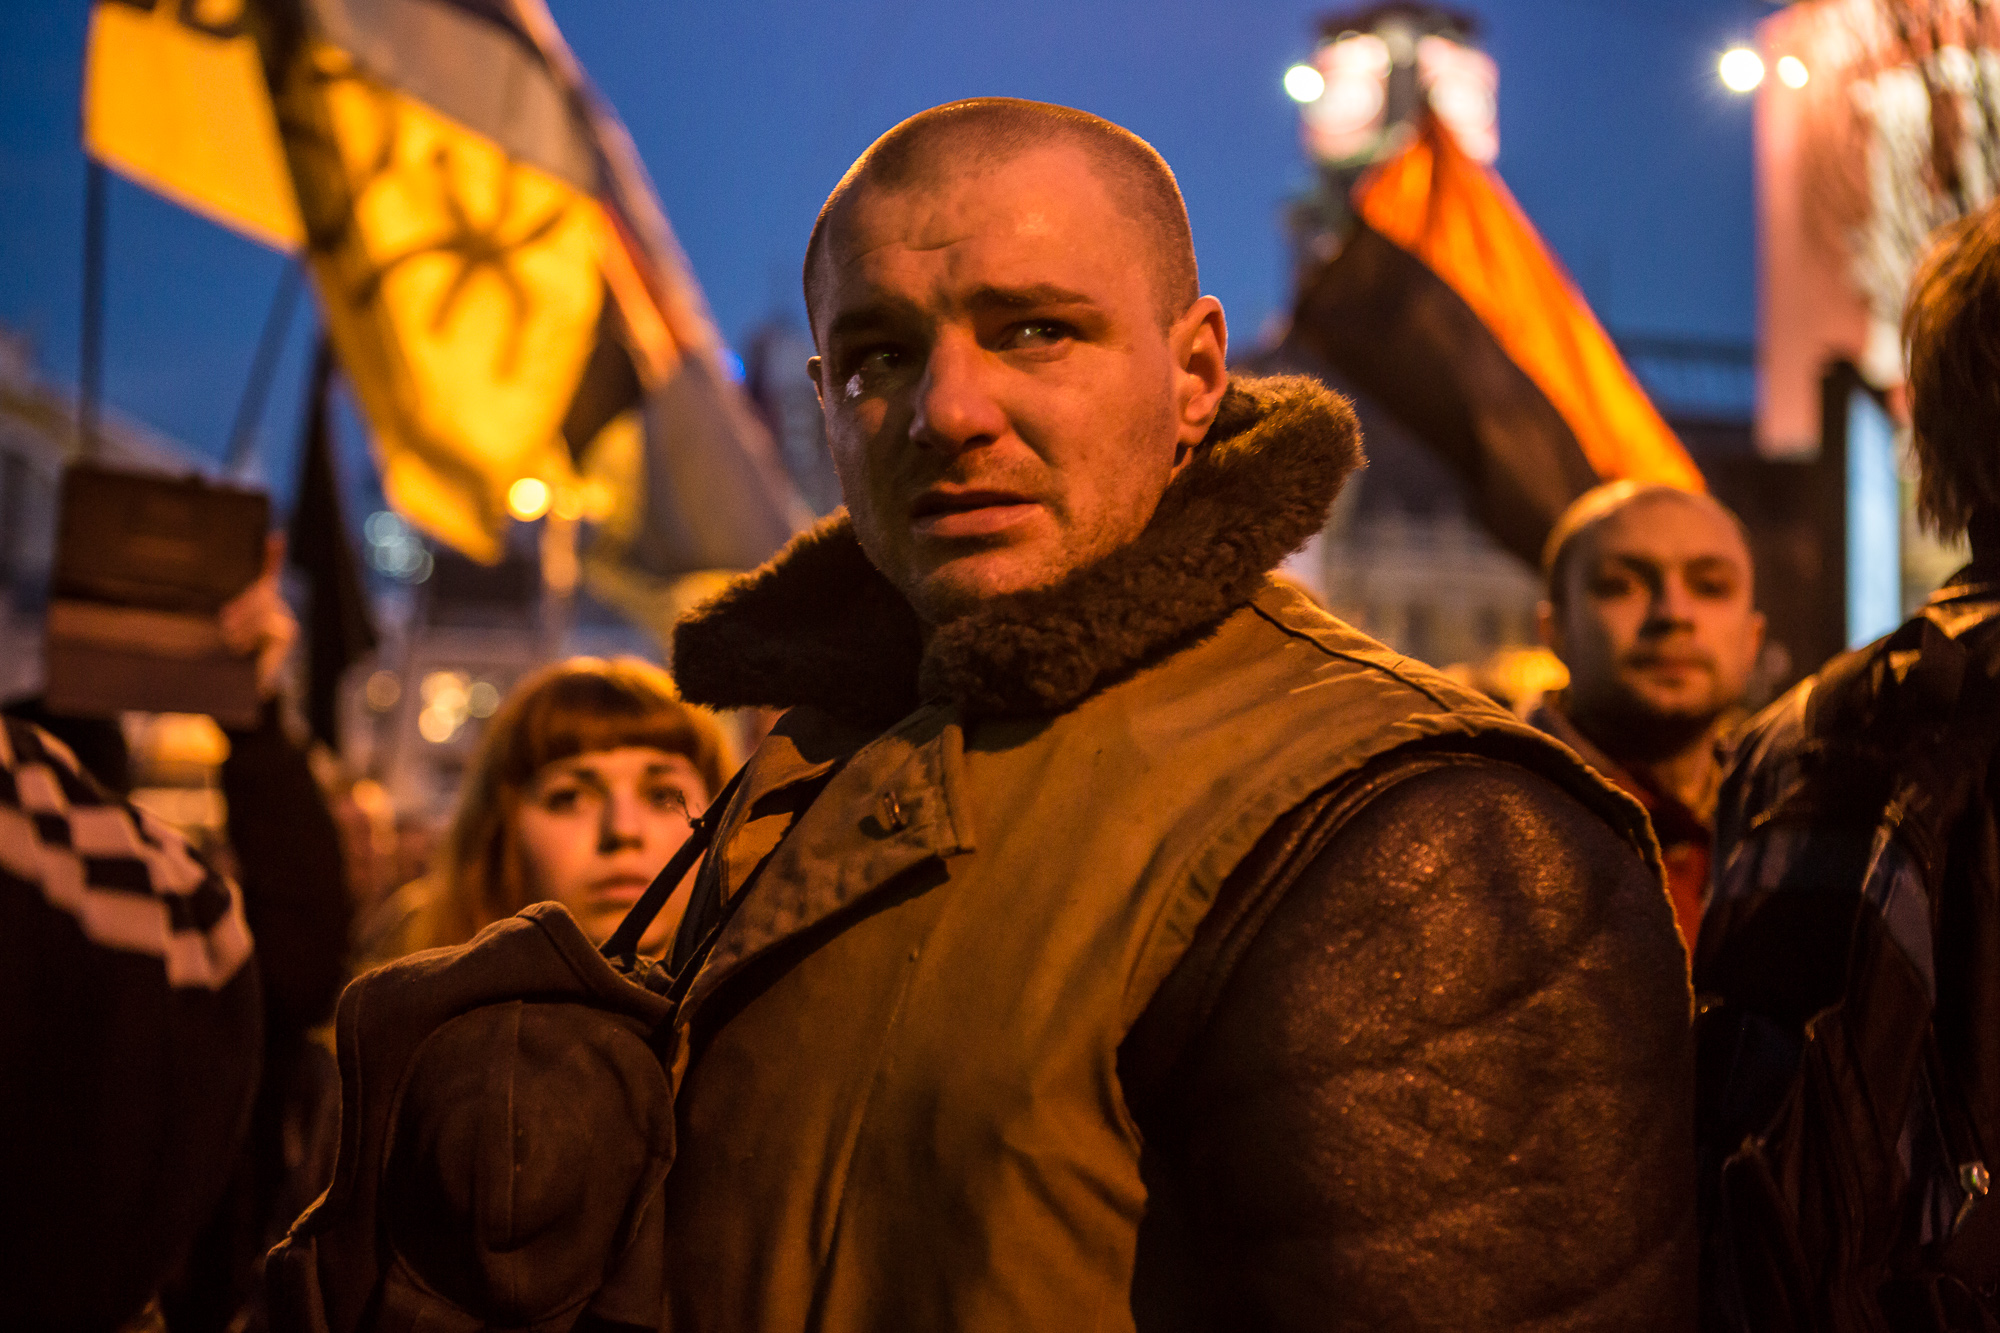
[671,375,1362,726]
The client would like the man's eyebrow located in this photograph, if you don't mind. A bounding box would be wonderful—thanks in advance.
[1683,553,1746,574]
[1596,552,1666,574]
[966,283,1099,311]
[824,294,924,344]
[1596,550,1745,578]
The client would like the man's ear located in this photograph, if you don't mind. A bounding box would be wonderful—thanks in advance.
[1171,295,1229,452]
[807,356,826,412]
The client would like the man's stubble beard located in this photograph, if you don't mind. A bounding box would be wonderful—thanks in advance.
[894,535,1081,627]
[1574,668,1730,766]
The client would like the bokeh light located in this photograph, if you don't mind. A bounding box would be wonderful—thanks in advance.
[507,476,551,521]
[1284,63,1326,104]
[362,510,432,583]
[418,670,471,744]
[1719,47,1765,93]
[364,669,401,712]
[1776,55,1809,89]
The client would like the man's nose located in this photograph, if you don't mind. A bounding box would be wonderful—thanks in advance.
[1646,575,1697,629]
[910,331,1006,453]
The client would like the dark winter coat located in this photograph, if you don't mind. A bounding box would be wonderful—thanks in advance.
[269,375,1697,1333]
[0,717,260,1333]
[658,374,1697,1330]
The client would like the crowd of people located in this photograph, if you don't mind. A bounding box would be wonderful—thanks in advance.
[4,97,1998,1331]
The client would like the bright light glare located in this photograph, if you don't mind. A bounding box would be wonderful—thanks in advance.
[418,671,470,744]
[1284,63,1326,103]
[1719,47,1765,93]
[1776,55,1809,88]
[507,476,551,521]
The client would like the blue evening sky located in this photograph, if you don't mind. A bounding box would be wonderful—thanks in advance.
[0,0,1768,495]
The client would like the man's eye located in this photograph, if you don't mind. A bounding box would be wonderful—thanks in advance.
[841,345,905,379]
[1000,320,1072,350]
[647,785,691,816]
[1590,575,1637,598]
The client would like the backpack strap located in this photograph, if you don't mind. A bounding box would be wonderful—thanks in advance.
[597,765,747,972]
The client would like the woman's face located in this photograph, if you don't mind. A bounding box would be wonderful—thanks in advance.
[514,746,710,954]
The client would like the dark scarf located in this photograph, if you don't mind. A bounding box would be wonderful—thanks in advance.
[671,375,1362,727]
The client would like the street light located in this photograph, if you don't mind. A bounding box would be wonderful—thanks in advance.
[1720,46,1765,93]
[1284,62,1326,103]
[507,476,551,521]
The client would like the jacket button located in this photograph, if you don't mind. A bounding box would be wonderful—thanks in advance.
[877,790,906,832]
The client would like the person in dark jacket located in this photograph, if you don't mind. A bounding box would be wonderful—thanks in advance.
[276,97,1696,1333]
[1697,198,2000,1331]
[1530,481,1765,947]
[0,715,260,1333]
[168,545,352,1333]
[8,537,353,1333]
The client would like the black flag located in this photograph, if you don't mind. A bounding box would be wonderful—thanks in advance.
[287,334,377,751]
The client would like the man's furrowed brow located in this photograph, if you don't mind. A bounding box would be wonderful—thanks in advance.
[1683,552,1748,577]
[968,283,1100,312]
[825,294,924,345]
[1597,551,1667,576]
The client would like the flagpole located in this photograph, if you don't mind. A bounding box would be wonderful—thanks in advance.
[225,258,306,476]
[77,159,106,458]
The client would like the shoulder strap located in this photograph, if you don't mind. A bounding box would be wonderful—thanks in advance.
[597,765,747,973]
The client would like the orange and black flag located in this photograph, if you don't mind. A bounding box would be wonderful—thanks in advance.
[83,0,806,610]
[1292,114,1704,566]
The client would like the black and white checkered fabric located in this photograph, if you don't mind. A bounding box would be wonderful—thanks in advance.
[0,716,250,990]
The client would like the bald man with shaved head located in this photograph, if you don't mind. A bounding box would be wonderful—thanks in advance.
[1531,482,1766,946]
[287,100,1694,1333]
[645,99,1697,1331]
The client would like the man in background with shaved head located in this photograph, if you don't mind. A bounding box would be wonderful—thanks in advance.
[1532,481,1767,947]
[647,100,1697,1330]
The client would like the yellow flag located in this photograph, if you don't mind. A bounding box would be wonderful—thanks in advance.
[82,0,303,250]
[87,0,805,575]
[267,39,608,561]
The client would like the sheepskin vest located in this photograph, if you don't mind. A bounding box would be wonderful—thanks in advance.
[658,376,1647,1333]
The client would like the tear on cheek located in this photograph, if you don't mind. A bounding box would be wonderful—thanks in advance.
[845,373,864,402]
